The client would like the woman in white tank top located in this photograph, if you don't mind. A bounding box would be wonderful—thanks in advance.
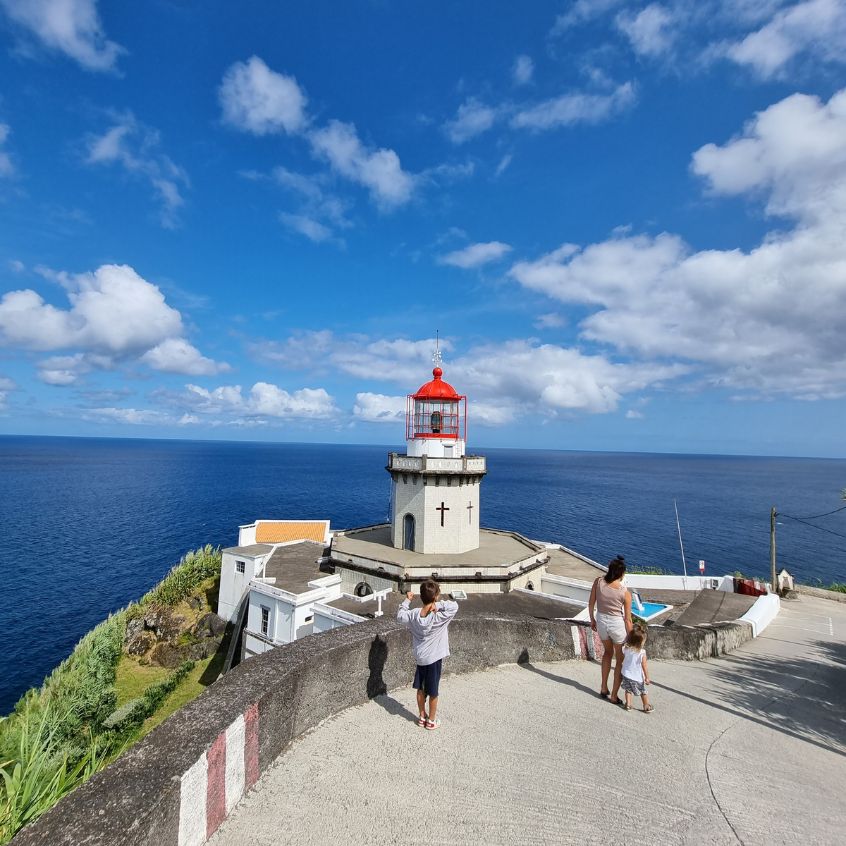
[588,556,633,704]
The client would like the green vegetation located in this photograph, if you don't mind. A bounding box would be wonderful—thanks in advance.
[0,545,222,844]
[828,583,846,594]
[627,566,669,576]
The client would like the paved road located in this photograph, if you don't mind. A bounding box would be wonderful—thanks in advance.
[211,595,846,845]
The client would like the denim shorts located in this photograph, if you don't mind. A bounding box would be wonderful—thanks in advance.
[413,659,443,697]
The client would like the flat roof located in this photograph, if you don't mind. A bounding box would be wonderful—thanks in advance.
[330,524,542,572]
[222,544,274,557]
[323,590,583,621]
[260,542,325,594]
[543,547,606,582]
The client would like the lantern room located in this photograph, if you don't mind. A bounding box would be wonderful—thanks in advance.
[405,366,467,458]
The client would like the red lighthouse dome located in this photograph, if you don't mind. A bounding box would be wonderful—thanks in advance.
[413,367,460,400]
[406,365,466,442]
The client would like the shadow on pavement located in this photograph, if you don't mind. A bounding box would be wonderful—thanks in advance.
[654,637,846,757]
[517,659,600,700]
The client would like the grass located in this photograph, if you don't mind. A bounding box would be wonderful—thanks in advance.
[0,546,223,844]
[114,659,170,708]
[827,583,846,593]
[627,566,669,576]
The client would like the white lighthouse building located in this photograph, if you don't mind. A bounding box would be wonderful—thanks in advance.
[387,359,486,554]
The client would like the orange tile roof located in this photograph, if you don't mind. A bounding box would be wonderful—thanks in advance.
[255,520,329,544]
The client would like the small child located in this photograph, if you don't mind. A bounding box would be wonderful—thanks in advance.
[620,626,653,712]
[397,579,458,730]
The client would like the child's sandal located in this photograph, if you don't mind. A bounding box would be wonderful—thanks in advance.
[643,705,654,713]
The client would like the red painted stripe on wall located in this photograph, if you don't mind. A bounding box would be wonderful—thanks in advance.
[577,625,589,659]
[206,731,227,838]
[593,630,604,659]
[244,702,260,789]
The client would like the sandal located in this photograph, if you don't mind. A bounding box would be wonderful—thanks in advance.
[609,697,622,706]
[624,704,632,711]
[417,715,428,727]
[643,705,654,713]
[599,691,610,699]
[425,718,441,730]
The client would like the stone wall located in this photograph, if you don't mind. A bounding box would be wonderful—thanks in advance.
[13,613,751,846]
[794,584,846,604]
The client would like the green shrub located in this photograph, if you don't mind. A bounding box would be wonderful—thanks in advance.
[828,583,846,594]
[0,546,219,842]
[101,698,145,731]
[627,566,668,576]
[140,545,220,607]
[0,707,109,843]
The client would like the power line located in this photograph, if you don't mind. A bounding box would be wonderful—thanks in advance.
[792,504,846,520]
[778,512,846,541]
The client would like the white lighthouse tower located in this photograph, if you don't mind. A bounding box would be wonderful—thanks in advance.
[387,350,487,554]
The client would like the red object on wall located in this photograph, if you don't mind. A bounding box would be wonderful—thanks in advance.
[735,578,767,597]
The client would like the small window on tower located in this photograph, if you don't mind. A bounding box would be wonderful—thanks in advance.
[235,560,246,574]
[260,606,270,635]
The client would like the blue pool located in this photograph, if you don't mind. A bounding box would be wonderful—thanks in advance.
[632,601,672,622]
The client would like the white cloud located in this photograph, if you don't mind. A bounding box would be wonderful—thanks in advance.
[512,54,534,85]
[0,263,226,379]
[178,413,200,425]
[616,4,676,57]
[279,212,333,243]
[494,154,513,177]
[0,264,183,353]
[726,0,846,78]
[509,87,846,400]
[221,56,414,211]
[535,312,566,329]
[85,114,188,228]
[626,409,645,419]
[439,241,513,269]
[353,392,406,423]
[8,259,25,272]
[254,331,684,423]
[183,382,338,420]
[443,99,499,144]
[309,120,415,209]
[85,407,171,425]
[0,375,15,410]
[141,338,230,376]
[551,0,626,34]
[691,88,846,223]
[0,0,123,71]
[511,82,636,131]
[36,352,106,385]
[219,56,308,135]
[0,123,13,177]
[252,332,449,385]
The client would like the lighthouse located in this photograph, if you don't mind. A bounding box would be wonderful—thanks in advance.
[387,351,487,554]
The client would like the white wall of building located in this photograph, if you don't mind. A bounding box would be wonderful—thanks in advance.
[407,437,465,458]
[391,473,481,554]
[237,524,257,546]
[219,550,270,622]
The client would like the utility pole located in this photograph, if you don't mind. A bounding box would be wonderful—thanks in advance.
[770,506,777,594]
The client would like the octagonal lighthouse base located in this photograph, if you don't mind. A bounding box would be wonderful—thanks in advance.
[387,451,486,554]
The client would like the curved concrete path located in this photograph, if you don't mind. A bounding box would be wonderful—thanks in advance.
[211,595,846,845]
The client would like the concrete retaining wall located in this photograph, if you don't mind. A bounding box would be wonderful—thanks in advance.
[739,593,781,636]
[794,584,846,604]
[13,612,753,846]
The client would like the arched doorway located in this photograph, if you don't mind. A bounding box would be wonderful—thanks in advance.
[354,581,373,597]
[403,513,415,551]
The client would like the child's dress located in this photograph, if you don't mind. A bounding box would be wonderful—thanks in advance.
[620,645,646,696]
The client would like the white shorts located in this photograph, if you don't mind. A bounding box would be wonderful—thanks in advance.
[596,613,627,644]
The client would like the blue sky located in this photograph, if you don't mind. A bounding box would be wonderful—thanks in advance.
[1,1,845,457]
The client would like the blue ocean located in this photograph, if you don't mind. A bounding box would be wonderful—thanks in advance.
[1,435,844,713]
